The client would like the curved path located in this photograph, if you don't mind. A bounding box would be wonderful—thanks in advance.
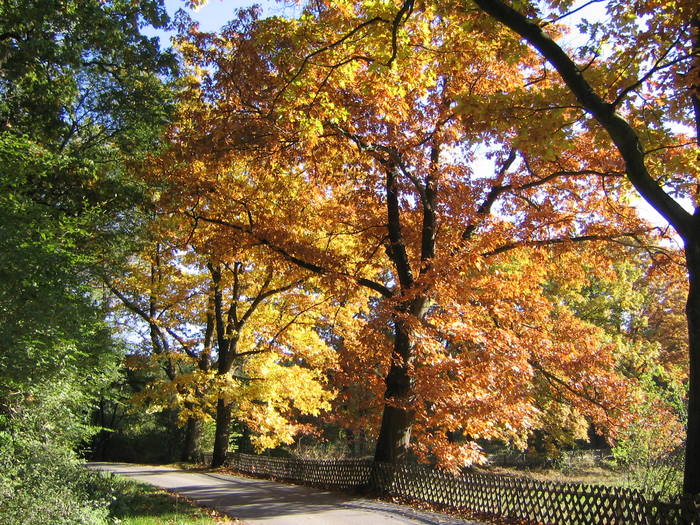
[89,462,485,525]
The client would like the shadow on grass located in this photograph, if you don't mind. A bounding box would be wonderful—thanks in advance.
[108,477,232,525]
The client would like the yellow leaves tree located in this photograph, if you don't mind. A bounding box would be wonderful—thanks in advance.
[108,205,338,466]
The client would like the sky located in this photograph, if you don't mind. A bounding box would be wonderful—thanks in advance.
[144,0,301,44]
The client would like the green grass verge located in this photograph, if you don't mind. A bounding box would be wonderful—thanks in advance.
[108,476,236,525]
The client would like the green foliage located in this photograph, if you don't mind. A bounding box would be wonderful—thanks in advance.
[0,0,179,521]
[0,375,119,525]
[96,408,187,464]
[611,378,687,498]
[0,0,175,153]
[0,439,112,525]
[0,0,176,391]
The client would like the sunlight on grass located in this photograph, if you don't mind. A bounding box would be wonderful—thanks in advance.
[109,476,236,525]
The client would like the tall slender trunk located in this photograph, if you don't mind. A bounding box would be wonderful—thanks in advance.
[212,398,232,467]
[684,236,700,495]
[683,14,700,496]
[374,318,413,463]
[236,423,255,454]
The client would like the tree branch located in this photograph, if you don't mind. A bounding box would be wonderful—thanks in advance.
[529,360,613,414]
[461,148,517,241]
[483,231,645,257]
[191,213,393,298]
[472,0,694,239]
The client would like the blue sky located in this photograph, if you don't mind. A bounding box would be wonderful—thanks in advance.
[145,0,301,43]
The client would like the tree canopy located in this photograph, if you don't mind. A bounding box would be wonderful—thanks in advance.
[157,0,690,473]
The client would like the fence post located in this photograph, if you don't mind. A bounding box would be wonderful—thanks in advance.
[498,477,503,517]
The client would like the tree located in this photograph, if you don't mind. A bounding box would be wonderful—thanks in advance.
[108,207,338,467]
[450,0,700,496]
[0,0,175,391]
[106,234,212,461]
[203,247,336,467]
[162,4,658,468]
[0,0,176,520]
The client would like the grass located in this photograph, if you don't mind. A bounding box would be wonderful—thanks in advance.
[107,475,239,525]
[479,464,623,486]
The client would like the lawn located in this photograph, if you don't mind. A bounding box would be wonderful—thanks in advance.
[107,476,239,525]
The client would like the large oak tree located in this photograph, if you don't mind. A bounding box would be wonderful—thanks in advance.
[159,3,660,467]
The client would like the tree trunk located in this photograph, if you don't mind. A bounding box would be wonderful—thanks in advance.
[212,398,232,467]
[236,423,255,454]
[684,236,700,495]
[374,319,413,463]
[181,416,202,463]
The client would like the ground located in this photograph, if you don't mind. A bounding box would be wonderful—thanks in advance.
[90,462,486,525]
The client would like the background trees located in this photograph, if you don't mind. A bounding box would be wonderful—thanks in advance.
[0,0,175,394]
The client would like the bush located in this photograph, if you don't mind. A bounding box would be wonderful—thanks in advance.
[0,377,117,525]
[0,434,113,525]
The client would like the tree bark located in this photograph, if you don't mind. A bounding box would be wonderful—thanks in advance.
[212,398,232,467]
[684,14,700,496]
[181,416,202,462]
[236,423,255,454]
[209,263,234,468]
[374,318,413,463]
[684,236,700,495]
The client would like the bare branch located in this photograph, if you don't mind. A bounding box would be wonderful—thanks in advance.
[541,0,606,28]
[611,33,690,108]
[461,148,517,241]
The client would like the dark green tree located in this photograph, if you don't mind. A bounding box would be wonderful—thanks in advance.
[0,0,176,392]
[0,1,176,522]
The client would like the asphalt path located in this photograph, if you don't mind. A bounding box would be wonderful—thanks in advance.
[89,462,485,525]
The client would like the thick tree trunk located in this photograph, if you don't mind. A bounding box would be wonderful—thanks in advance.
[374,319,413,463]
[374,403,413,463]
[211,398,232,467]
[684,236,700,495]
[181,416,202,463]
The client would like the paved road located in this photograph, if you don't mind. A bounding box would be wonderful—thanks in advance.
[89,462,484,525]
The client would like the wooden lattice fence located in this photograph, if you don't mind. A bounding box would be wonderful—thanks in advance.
[370,462,699,525]
[224,452,372,490]
[219,452,700,525]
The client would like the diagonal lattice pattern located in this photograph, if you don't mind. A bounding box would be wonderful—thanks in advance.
[217,453,700,524]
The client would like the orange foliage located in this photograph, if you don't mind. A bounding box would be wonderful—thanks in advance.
[146,1,682,468]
